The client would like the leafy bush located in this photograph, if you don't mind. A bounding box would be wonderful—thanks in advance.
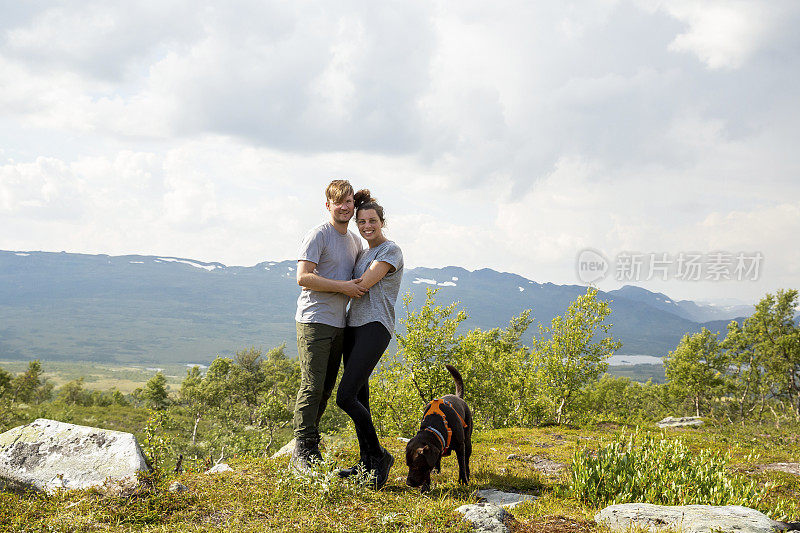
[571,431,776,513]
[580,374,672,425]
[141,410,179,474]
[370,286,620,434]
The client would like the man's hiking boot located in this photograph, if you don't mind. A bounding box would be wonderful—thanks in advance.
[291,437,322,472]
[369,447,394,490]
[307,437,323,462]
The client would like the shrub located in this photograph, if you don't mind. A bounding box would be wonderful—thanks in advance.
[141,410,178,474]
[570,430,772,511]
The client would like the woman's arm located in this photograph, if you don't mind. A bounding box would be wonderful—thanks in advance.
[355,261,394,290]
[297,260,366,298]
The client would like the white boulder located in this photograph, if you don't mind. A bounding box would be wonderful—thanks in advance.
[205,463,232,474]
[596,503,784,533]
[272,438,296,458]
[168,481,189,493]
[475,488,537,509]
[657,416,703,428]
[456,502,511,533]
[0,418,150,493]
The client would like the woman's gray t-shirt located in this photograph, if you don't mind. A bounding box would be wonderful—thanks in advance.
[347,240,403,335]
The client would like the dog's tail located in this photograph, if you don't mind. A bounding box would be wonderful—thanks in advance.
[445,364,464,399]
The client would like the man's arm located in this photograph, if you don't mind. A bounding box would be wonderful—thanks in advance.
[355,261,393,290]
[296,260,366,298]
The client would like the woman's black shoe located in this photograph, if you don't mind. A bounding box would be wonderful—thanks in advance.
[336,456,368,478]
[370,447,394,490]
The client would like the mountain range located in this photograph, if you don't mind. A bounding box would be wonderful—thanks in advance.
[0,250,756,365]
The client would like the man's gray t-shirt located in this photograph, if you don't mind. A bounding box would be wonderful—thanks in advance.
[347,240,403,336]
[295,222,363,328]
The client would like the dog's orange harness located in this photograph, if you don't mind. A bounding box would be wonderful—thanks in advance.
[423,399,468,455]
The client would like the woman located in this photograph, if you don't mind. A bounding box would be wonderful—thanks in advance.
[335,189,403,489]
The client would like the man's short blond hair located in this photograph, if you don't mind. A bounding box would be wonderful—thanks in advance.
[325,179,354,203]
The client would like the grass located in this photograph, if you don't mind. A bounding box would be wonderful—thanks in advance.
[0,360,186,394]
[1,420,799,531]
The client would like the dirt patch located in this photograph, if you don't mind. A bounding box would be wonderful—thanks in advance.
[202,510,232,527]
[755,463,800,475]
[507,454,565,476]
[511,515,595,532]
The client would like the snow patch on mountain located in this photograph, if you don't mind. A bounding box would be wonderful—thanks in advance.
[413,278,437,285]
[156,257,219,271]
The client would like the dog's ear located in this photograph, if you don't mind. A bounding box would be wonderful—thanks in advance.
[422,445,438,469]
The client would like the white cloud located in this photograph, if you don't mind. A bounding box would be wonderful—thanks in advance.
[649,0,799,69]
[0,157,86,218]
[0,1,798,304]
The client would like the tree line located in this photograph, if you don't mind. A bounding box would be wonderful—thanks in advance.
[2,287,798,455]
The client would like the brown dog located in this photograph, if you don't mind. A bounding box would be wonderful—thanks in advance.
[405,364,473,492]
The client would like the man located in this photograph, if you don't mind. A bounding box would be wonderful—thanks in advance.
[292,179,365,470]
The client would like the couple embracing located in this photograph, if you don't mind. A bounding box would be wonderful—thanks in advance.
[291,179,402,490]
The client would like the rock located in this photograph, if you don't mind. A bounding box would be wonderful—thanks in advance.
[270,433,347,459]
[380,513,400,525]
[476,488,537,509]
[99,474,140,497]
[272,438,296,459]
[757,462,800,475]
[0,418,150,493]
[457,503,512,533]
[168,481,189,493]
[657,416,703,428]
[397,437,410,443]
[205,463,232,474]
[596,503,786,533]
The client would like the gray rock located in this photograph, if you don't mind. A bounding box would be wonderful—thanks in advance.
[0,418,150,493]
[475,488,537,509]
[272,438,296,458]
[758,462,800,475]
[205,463,232,474]
[596,503,784,533]
[168,481,189,493]
[456,503,511,533]
[657,416,703,428]
[271,433,348,459]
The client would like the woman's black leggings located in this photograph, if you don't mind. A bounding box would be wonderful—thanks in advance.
[336,321,391,457]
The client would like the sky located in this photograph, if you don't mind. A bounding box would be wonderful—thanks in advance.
[1,0,798,304]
